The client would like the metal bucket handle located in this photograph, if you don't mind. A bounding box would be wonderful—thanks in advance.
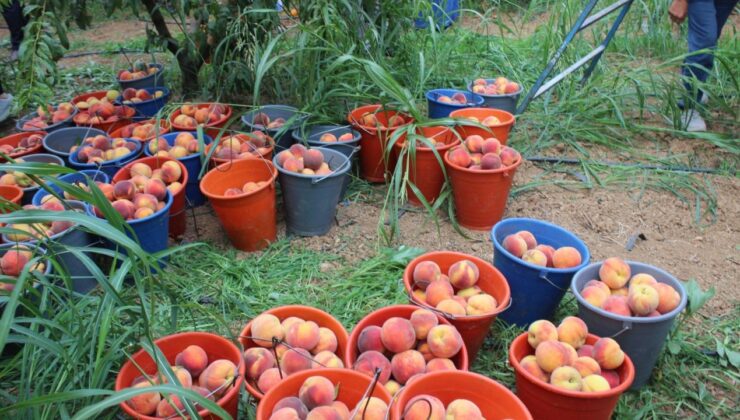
[311,146,359,184]
[538,270,569,292]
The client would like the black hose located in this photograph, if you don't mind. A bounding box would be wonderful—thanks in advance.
[525,155,734,175]
[60,49,150,59]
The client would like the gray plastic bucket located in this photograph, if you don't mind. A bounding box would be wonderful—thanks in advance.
[16,108,77,133]
[273,147,350,236]
[117,63,165,90]
[0,153,66,205]
[572,261,687,390]
[242,105,307,152]
[43,127,107,163]
[466,80,522,114]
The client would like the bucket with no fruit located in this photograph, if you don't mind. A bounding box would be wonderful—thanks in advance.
[42,127,107,163]
[449,107,515,144]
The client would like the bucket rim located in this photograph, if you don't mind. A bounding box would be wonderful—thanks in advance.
[346,104,413,133]
[0,131,48,160]
[32,170,110,206]
[444,148,523,175]
[425,88,485,107]
[17,106,78,133]
[291,124,362,145]
[571,260,688,323]
[273,147,350,180]
[116,86,171,106]
[200,159,277,200]
[466,78,524,97]
[116,62,164,83]
[449,107,516,128]
[241,105,306,132]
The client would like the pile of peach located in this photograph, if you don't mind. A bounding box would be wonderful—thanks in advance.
[0,133,43,157]
[246,314,343,394]
[118,64,159,81]
[211,131,273,160]
[120,88,165,104]
[353,309,463,395]
[72,135,137,164]
[128,161,184,196]
[318,132,353,143]
[224,180,270,197]
[402,396,485,420]
[411,259,499,316]
[74,90,119,111]
[148,132,201,159]
[4,198,77,241]
[446,135,520,171]
[173,103,227,129]
[470,77,520,95]
[125,344,238,417]
[502,230,583,268]
[268,375,388,420]
[253,112,287,130]
[0,245,47,292]
[116,120,166,141]
[0,157,59,188]
[581,257,681,317]
[90,174,170,220]
[22,103,75,129]
[73,101,130,126]
[436,92,469,105]
[276,145,333,176]
[357,112,406,130]
[523,316,625,392]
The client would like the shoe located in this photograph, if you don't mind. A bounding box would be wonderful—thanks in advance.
[9,50,18,61]
[679,109,707,132]
[0,94,12,123]
[699,92,709,105]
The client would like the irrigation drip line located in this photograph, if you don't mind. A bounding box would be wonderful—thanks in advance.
[525,155,734,175]
[61,49,150,59]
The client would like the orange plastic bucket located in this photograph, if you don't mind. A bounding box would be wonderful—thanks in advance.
[0,185,23,211]
[444,148,522,231]
[403,251,511,362]
[169,103,233,139]
[109,119,170,142]
[449,108,515,144]
[509,332,635,420]
[71,90,108,105]
[257,368,392,420]
[112,156,189,238]
[0,131,47,161]
[347,104,412,183]
[345,304,469,372]
[391,370,532,420]
[238,305,350,400]
[205,133,275,168]
[200,159,277,251]
[393,126,459,206]
[114,331,245,420]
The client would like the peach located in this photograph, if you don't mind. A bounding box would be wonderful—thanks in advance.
[446,399,483,420]
[481,138,501,155]
[354,397,387,420]
[581,285,609,308]
[380,317,416,353]
[535,244,556,267]
[427,325,463,359]
[610,287,629,297]
[126,382,161,415]
[654,282,681,314]
[251,314,285,347]
[535,340,568,372]
[133,207,153,219]
[425,279,454,307]
[312,350,344,369]
[599,257,631,289]
[299,376,336,409]
[312,327,338,354]
[274,396,309,419]
[130,162,152,178]
[144,178,167,201]
[412,289,427,304]
[282,348,313,375]
[601,369,620,388]
[353,351,392,384]
[391,350,426,384]
[577,344,594,358]
[357,326,386,354]
[593,337,625,370]
[522,249,547,267]
[557,316,588,349]
[456,286,482,299]
[562,342,578,366]
[284,157,305,173]
[258,368,285,393]
[175,344,209,377]
[516,230,537,249]
[156,365,192,387]
[410,309,438,340]
[330,402,349,420]
[244,347,276,380]
[289,144,307,158]
[552,247,582,268]
[286,320,321,351]
[156,395,184,418]
[1,250,29,277]
[630,273,657,288]
[113,180,136,200]
[447,146,471,168]
[417,342,433,361]
[199,359,237,396]
[582,374,611,392]
[503,234,528,258]
[466,293,497,315]
[161,160,183,183]
[448,259,479,289]
[480,153,502,170]
[426,358,456,372]
[550,366,582,391]
[271,407,302,420]
[306,406,342,420]
[436,299,466,316]
[282,316,304,332]
[519,355,549,382]
[627,284,659,316]
[602,296,631,316]
[303,149,324,171]
[464,135,484,153]
[413,260,441,288]
[403,395,445,420]
[384,380,401,397]
[133,193,158,211]
[572,356,601,377]
[527,319,558,349]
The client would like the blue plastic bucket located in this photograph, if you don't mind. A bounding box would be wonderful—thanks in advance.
[43,127,108,163]
[0,153,67,205]
[415,0,460,29]
[426,89,485,119]
[242,105,307,152]
[118,87,170,120]
[467,79,524,115]
[16,108,77,133]
[490,217,590,327]
[144,131,213,207]
[117,63,165,90]
[32,169,109,206]
[68,139,143,179]
[572,261,687,390]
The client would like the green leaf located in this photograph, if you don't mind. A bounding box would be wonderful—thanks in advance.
[682,279,715,315]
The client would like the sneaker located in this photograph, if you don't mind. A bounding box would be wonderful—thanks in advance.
[0,93,12,123]
[679,109,707,132]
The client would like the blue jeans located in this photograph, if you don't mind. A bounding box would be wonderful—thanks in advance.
[681,0,737,107]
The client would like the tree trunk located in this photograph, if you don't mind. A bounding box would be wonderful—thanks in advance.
[177,55,202,98]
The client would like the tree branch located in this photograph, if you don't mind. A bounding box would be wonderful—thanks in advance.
[140,0,179,56]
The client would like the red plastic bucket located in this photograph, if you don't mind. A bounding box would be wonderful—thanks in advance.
[257,368,392,420]
[345,304,469,376]
[71,90,108,106]
[393,126,459,206]
[238,305,350,400]
[112,156,189,238]
[347,104,412,182]
[391,370,532,420]
[509,332,635,420]
[200,159,277,252]
[114,331,245,420]
[74,106,136,133]
[109,119,170,142]
[449,108,515,144]
[0,131,47,161]
[444,147,522,231]
[169,103,233,139]
[403,251,511,362]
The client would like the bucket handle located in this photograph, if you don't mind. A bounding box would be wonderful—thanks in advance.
[538,271,568,292]
[609,321,633,338]
[310,146,360,184]
[406,285,512,320]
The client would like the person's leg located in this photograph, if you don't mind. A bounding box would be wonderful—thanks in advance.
[715,0,738,37]
[681,0,719,107]
[2,0,26,52]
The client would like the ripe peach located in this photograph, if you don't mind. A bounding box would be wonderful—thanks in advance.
[480,153,502,170]
[466,293,497,315]
[286,320,321,351]
[133,193,158,211]
[630,273,657,288]
[312,327,338,354]
[161,160,183,183]
[550,366,582,391]
[535,340,568,373]
[552,247,582,268]
[126,382,161,416]
[412,289,427,304]
[274,396,309,420]
[572,356,601,377]
[1,251,29,277]
[251,314,285,347]
[312,350,344,369]
[562,342,578,366]
[391,350,426,384]
[410,309,438,340]
[144,178,167,201]
[446,399,483,420]
[284,157,305,173]
[527,319,558,349]
[535,244,555,267]
[175,344,209,377]
[130,162,152,178]
[282,348,313,375]
[448,259,479,289]
[380,317,416,353]
[281,316,304,332]
[593,337,625,370]
[601,369,620,388]
[357,326,386,354]
[456,286,482,299]
[503,234,528,258]
[306,406,342,420]
[353,397,388,420]
[557,316,588,349]
[426,358,456,372]
[244,347,276,380]
[330,402,349,420]
[599,257,631,289]
[499,147,519,166]
[156,395,184,418]
[436,299,466,316]
[299,376,336,409]
[271,407,301,420]
[481,137,501,155]
[258,368,285,393]
[582,374,611,392]
[602,296,631,316]
[515,230,537,249]
[353,351,392,384]
[417,342,433,362]
[581,285,609,309]
[113,180,136,200]
[522,249,547,267]
[403,395,445,420]
[519,355,549,382]
[199,359,237,396]
[610,287,629,297]
[425,279,454,307]
[447,146,471,168]
[627,284,659,316]
[654,282,681,314]
[413,260,441,289]
[577,344,594,358]
[384,380,401,397]
[112,199,136,220]
[427,325,463,359]
[303,149,324,171]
